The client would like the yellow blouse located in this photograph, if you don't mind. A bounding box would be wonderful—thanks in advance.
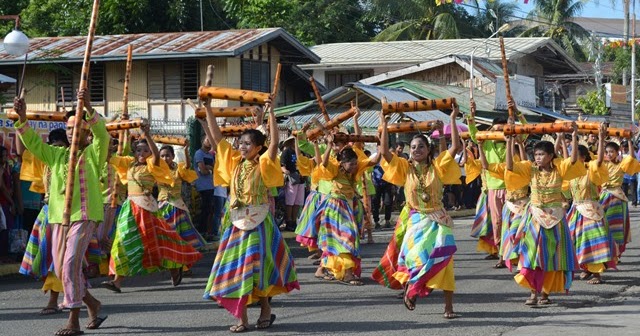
[318,154,372,200]
[110,156,173,195]
[487,162,529,201]
[381,151,461,212]
[570,160,609,202]
[158,163,197,203]
[214,139,283,207]
[602,156,640,189]
[20,150,44,183]
[506,158,586,207]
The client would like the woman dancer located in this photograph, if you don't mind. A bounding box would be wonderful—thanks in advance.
[505,126,585,305]
[203,99,298,333]
[18,128,69,315]
[568,124,615,284]
[600,138,640,258]
[104,124,202,292]
[157,144,207,249]
[316,134,378,286]
[375,105,461,317]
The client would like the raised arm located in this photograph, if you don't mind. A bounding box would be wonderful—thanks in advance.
[198,117,215,152]
[570,122,578,164]
[203,99,224,146]
[266,99,279,162]
[447,104,461,157]
[378,108,393,163]
[478,141,488,169]
[141,122,160,166]
[597,122,606,166]
[458,140,467,166]
[516,137,526,161]
[184,142,191,169]
[629,133,635,159]
[322,136,333,167]
[353,104,362,136]
[313,141,322,165]
[506,135,514,171]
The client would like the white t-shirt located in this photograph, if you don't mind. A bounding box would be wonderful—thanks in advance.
[454,152,466,177]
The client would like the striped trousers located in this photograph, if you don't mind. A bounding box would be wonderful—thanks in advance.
[52,221,96,309]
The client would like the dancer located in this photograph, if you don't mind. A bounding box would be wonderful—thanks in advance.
[600,138,640,258]
[505,125,585,305]
[316,132,379,286]
[567,124,614,284]
[465,158,493,259]
[203,99,298,333]
[14,92,107,336]
[157,144,207,249]
[375,104,461,317]
[105,124,202,292]
[18,128,69,315]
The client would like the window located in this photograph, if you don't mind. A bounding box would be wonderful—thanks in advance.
[0,66,18,105]
[241,59,270,93]
[148,61,199,101]
[56,63,105,104]
[325,70,372,90]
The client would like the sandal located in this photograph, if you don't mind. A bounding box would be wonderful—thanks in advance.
[86,316,107,330]
[101,280,121,293]
[579,271,593,280]
[402,284,416,311]
[39,307,62,315]
[484,254,499,260]
[54,329,84,336]
[538,298,553,305]
[338,276,364,286]
[443,312,458,319]
[171,268,183,287]
[493,261,506,269]
[229,324,249,333]
[256,314,276,330]
[587,277,604,285]
[524,298,537,306]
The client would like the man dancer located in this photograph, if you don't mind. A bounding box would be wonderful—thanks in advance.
[14,90,108,336]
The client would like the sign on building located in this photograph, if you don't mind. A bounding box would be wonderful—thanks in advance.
[495,75,536,110]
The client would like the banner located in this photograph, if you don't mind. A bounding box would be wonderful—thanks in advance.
[0,115,66,157]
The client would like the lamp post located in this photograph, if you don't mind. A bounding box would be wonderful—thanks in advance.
[470,23,510,100]
[1,15,30,96]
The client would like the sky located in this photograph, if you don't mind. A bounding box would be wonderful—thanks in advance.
[518,1,626,19]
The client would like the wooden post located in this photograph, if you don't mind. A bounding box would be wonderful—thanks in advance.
[62,0,100,226]
[310,76,330,123]
[272,63,282,103]
[111,44,133,208]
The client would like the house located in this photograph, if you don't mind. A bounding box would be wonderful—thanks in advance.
[0,28,320,123]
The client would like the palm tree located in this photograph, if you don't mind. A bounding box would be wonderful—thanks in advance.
[475,0,520,37]
[367,0,463,41]
[519,0,590,60]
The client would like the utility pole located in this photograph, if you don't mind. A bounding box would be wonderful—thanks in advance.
[625,0,631,86]
[633,0,637,124]
[200,0,204,32]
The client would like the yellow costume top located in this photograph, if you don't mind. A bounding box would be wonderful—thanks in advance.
[318,151,372,200]
[570,160,609,202]
[602,156,640,189]
[214,139,283,207]
[110,156,173,212]
[486,162,529,201]
[158,162,198,210]
[381,151,461,213]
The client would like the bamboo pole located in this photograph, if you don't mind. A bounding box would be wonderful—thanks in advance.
[579,128,632,138]
[6,110,67,121]
[220,124,254,134]
[499,36,516,120]
[378,121,439,134]
[460,131,506,141]
[310,76,330,123]
[106,119,145,131]
[198,86,271,105]
[62,0,100,226]
[152,135,187,146]
[272,63,282,102]
[194,106,261,119]
[382,98,456,115]
[306,108,356,141]
[333,134,380,144]
[111,45,133,208]
[503,122,577,135]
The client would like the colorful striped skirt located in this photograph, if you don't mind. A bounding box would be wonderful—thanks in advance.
[318,195,363,280]
[203,211,299,319]
[470,191,497,254]
[567,203,616,272]
[393,208,457,298]
[599,190,630,255]
[500,200,527,269]
[372,206,410,290]
[110,200,202,276]
[295,190,327,249]
[20,205,52,279]
[514,204,577,293]
[158,202,207,249]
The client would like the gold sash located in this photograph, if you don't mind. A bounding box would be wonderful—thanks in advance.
[603,187,628,202]
[574,200,604,221]
[230,204,270,231]
[530,205,565,229]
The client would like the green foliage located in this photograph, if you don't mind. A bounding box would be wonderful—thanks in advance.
[577,89,609,115]
[186,116,202,160]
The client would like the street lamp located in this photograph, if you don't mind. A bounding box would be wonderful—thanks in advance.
[1,15,29,56]
[470,23,510,100]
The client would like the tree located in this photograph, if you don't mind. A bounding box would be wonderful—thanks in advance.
[363,0,471,41]
[518,0,590,61]
[473,0,520,38]
[577,89,608,115]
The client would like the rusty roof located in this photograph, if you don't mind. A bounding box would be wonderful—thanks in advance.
[0,28,320,65]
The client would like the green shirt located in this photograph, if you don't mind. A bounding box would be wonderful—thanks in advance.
[16,111,109,224]
[468,117,506,190]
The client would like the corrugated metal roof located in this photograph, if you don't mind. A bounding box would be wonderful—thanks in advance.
[300,37,581,73]
[0,74,16,83]
[0,28,320,65]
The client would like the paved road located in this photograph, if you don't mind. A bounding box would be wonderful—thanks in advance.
[2,209,640,336]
